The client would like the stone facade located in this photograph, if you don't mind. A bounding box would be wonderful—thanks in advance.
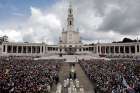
[97,42,140,56]
[1,42,45,56]
[1,42,140,57]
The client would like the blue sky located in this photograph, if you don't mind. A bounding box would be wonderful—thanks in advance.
[0,0,57,24]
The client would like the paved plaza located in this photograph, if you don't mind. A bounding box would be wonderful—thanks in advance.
[52,63,95,93]
[38,54,109,62]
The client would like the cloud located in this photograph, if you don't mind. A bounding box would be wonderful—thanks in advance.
[96,0,140,35]
[0,0,139,44]
[0,29,22,42]
[0,6,62,44]
[22,7,62,44]
[73,0,140,42]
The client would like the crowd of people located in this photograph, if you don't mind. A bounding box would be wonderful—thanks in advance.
[0,57,63,93]
[1,55,140,93]
[106,55,134,58]
[79,59,140,93]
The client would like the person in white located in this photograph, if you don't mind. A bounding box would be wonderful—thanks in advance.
[64,79,67,88]
[56,83,62,93]
[68,87,72,93]
[79,87,84,93]
[75,79,80,88]
[47,84,51,93]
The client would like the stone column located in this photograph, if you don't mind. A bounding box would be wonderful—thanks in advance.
[123,46,125,54]
[44,46,46,54]
[35,46,37,54]
[11,45,13,53]
[94,47,95,53]
[2,45,4,53]
[31,46,32,54]
[114,46,115,54]
[96,45,98,54]
[45,46,47,54]
[21,46,23,53]
[100,46,101,54]
[5,44,7,53]
[118,46,120,54]
[16,46,18,53]
[109,46,111,54]
[135,45,137,54]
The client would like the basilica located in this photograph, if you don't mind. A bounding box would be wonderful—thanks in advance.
[0,2,140,57]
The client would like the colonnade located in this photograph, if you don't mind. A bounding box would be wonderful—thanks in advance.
[3,45,44,54]
[97,44,140,54]
[2,43,140,55]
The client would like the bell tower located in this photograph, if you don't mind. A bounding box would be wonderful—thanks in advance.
[59,0,82,50]
[67,0,74,31]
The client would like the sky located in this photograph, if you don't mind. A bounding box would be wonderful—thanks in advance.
[0,0,140,44]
